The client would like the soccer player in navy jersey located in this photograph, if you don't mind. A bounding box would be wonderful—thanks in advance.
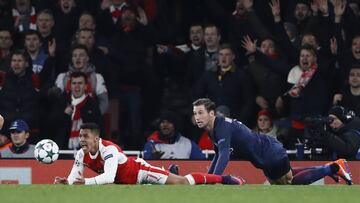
[192,98,353,185]
[54,122,244,185]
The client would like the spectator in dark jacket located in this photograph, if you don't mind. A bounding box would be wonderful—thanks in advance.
[318,106,360,159]
[276,45,333,148]
[0,49,40,137]
[195,44,255,125]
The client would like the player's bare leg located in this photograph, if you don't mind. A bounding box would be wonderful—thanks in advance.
[165,173,192,184]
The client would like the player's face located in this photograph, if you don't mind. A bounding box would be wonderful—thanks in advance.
[349,68,360,88]
[10,130,28,147]
[79,129,99,154]
[193,105,214,129]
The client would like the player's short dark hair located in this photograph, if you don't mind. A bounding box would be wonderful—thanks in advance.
[193,98,216,113]
[80,123,100,136]
[70,71,87,83]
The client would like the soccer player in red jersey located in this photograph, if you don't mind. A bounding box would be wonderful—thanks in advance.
[54,123,244,185]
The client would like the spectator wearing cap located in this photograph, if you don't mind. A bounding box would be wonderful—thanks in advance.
[0,119,35,158]
[319,106,360,159]
[143,111,205,160]
[253,109,278,139]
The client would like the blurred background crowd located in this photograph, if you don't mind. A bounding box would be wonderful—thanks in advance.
[0,0,359,160]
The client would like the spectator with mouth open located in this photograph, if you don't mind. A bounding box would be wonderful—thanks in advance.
[276,44,333,149]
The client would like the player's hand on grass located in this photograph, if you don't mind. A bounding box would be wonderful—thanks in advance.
[73,177,85,185]
[73,171,85,185]
[54,176,68,184]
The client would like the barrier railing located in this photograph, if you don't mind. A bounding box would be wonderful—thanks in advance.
[59,148,325,159]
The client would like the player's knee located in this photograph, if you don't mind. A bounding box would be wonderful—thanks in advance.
[166,174,189,185]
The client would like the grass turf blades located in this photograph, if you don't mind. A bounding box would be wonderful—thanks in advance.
[0,185,359,203]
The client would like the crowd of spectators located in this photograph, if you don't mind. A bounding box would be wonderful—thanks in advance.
[0,0,359,160]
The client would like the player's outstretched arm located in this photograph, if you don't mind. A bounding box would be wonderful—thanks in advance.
[208,150,218,174]
[212,148,230,175]
[67,151,85,184]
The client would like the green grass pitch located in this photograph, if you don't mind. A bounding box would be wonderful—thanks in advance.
[0,185,359,203]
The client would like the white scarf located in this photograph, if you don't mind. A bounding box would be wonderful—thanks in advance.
[110,2,128,24]
[12,6,37,32]
[71,94,86,120]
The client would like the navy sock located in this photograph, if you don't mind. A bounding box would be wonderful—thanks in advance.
[292,165,332,185]
[292,167,316,175]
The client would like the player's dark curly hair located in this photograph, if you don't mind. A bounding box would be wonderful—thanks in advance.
[193,98,216,113]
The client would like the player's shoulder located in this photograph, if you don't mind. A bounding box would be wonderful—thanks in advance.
[216,116,237,127]
[100,139,122,152]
